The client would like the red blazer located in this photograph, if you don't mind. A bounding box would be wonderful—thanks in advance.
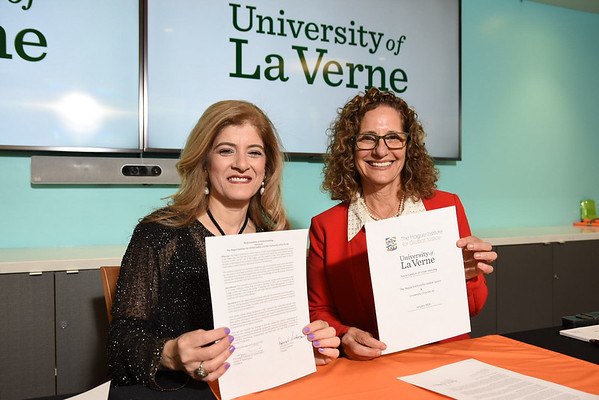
[308,190,488,342]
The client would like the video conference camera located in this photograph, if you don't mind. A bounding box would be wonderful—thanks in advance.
[121,164,162,177]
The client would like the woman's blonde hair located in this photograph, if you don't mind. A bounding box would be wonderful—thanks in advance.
[322,87,438,203]
[145,100,289,231]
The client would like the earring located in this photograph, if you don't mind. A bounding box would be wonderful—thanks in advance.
[204,186,209,195]
[259,181,265,195]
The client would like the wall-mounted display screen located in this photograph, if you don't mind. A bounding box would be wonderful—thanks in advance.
[0,0,461,159]
[147,0,461,158]
[0,0,139,152]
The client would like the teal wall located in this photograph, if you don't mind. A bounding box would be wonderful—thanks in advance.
[1,0,599,249]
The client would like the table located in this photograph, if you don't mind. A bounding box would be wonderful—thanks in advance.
[30,334,599,400]
[504,325,599,364]
[214,334,599,400]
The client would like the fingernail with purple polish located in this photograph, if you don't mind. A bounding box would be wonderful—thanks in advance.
[224,363,231,370]
[313,340,321,347]
[229,335,235,343]
[318,347,325,353]
[224,327,231,335]
[302,326,310,334]
[308,333,315,340]
[229,346,235,353]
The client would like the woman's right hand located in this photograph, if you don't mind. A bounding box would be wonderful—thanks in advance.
[160,327,235,381]
[341,327,386,361]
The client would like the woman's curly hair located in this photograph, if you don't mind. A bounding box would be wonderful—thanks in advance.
[322,87,438,203]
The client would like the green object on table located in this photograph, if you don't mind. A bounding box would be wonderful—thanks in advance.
[580,199,597,220]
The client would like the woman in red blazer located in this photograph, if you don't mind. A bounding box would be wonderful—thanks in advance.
[308,88,497,361]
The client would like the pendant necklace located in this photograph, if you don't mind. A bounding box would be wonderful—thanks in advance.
[206,208,249,235]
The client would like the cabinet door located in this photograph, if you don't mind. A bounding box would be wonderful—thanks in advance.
[552,240,599,325]
[0,272,56,400]
[496,244,553,333]
[55,270,110,395]
[470,267,497,337]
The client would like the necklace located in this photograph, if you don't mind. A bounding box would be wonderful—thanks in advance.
[362,193,405,221]
[206,208,249,235]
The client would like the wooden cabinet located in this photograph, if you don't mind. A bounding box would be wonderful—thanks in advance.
[471,239,599,336]
[0,270,109,400]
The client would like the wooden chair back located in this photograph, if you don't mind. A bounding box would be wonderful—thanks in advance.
[100,266,121,323]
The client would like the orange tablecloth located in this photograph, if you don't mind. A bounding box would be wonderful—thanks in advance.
[212,335,599,399]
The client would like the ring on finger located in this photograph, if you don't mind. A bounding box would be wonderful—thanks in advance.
[196,361,209,378]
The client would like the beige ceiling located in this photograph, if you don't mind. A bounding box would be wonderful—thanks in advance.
[528,0,599,14]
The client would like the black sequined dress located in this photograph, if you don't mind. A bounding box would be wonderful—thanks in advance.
[107,219,215,389]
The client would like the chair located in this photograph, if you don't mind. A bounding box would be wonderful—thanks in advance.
[100,266,121,323]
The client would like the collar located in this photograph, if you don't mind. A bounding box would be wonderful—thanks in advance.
[347,194,426,241]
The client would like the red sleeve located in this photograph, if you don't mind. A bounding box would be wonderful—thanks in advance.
[453,193,488,317]
[307,216,350,337]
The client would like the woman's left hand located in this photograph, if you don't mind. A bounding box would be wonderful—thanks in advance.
[457,236,497,280]
[303,320,340,365]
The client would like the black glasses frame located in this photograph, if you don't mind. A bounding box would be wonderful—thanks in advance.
[353,132,410,150]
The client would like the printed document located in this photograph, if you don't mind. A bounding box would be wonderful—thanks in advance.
[365,206,470,354]
[399,359,598,399]
[206,229,315,400]
[560,324,599,342]
[65,380,110,400]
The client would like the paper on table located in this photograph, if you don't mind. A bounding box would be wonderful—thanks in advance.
[65,381,110,400]
[365,206,470,354]
[399,358,598,399]
[206,229,315,400]
[560,325,599,342]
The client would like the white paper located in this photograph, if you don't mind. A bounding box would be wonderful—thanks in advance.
[365,206,470,354]
[206,229,315,400]
[399,359,599,399]
[560,325,599,342]
[65,381,110,400]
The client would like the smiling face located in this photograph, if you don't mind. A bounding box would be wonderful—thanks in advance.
[207,123,266,208]
[354,105,406,194]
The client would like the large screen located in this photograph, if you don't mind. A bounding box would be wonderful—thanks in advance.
[0,0,139,152]
[1,0,461,159]
[146,0,461,158]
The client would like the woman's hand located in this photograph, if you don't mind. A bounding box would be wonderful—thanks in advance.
[160,327,235,381]
[304,320,340,365]
[457,236,497,280]
[340,327,386,361]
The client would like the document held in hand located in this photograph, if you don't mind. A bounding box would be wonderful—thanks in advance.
[206,229,315,400]
[365,206,470,354]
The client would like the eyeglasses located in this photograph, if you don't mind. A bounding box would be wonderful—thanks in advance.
[354,132,409,150]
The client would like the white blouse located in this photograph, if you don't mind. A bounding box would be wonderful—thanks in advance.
[347,194,426,241]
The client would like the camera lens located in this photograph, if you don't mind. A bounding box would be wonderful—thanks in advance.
[151,166,162,176]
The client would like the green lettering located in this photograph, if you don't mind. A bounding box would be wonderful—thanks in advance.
[229,38,260,79]
[264,54,288,82]
[0,25,12,59]
[389,68,408,93]
[292,45,327,85]
[15,28,47,62]
[365,65,387,91]
[322,61,343,87]
[304,22,318,40]
[345,62,363,89]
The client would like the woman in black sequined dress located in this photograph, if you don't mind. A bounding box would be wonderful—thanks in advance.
[107,100,340,390]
